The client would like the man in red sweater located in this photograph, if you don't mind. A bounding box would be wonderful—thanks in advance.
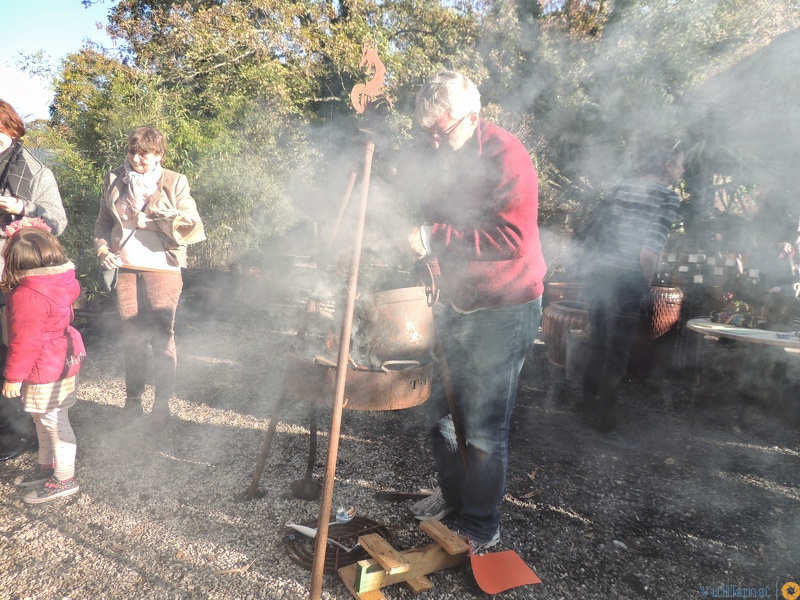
[407,71,546,553]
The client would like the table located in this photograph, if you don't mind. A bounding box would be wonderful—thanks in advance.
[686,317,800,349]
[685,317,800,422]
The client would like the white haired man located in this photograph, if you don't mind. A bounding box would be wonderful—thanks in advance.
[406,71,546,553]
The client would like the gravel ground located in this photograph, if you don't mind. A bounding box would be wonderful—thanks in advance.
[1,268,799,600]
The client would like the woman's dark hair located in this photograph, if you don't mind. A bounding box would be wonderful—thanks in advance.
[1,228,67,292]
[0,100,26,140]
[127,126,167,156]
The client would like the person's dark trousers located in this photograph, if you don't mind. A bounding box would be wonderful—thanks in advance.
[582,272,647,432]
[0,344,38,460]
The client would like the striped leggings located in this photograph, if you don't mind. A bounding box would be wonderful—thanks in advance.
[33,408,76,481]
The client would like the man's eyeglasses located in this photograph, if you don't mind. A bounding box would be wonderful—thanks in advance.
[426,114,468,141]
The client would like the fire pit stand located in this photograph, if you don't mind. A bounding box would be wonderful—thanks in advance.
[243,47,470,600]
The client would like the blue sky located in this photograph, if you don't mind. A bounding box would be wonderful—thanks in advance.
[0,0,116,121]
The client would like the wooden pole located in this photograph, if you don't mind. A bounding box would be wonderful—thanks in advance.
[309,136,376,599]
[325,170,358,250]
[243,387,287,501]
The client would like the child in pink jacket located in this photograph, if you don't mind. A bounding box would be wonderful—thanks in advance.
[1,219,85,503]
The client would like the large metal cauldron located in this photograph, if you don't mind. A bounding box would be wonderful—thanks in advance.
[284,353,432,411]
[351,285,435,362]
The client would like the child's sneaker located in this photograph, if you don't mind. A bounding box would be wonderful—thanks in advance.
[22,476,80,504]
[13,464,54,487]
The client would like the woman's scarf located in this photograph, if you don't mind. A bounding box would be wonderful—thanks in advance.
[122,160,163,211]
[0,140,35,204]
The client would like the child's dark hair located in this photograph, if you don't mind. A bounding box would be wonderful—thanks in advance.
[1,228,67,292]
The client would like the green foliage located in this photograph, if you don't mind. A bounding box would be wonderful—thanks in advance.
[32,0,800,281]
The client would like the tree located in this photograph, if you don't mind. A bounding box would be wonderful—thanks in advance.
[33,0,800,285]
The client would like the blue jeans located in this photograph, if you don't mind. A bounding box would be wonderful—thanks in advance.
[582,272,647,431]
[427,297,541,541]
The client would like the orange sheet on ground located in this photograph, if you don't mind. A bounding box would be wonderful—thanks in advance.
[470,548,542,595]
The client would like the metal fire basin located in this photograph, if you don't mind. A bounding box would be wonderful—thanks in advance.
[284,353,432,411]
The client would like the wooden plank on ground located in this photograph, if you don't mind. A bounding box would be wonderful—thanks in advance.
[341,542,468,594]
[359,533,410,575]
[338,563,388,600]
[403,575,434,594]
[419,520,469,555]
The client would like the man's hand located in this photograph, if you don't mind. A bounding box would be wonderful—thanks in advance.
[0,196,24,215]
[2,381,22,398]
[407,227,427,258]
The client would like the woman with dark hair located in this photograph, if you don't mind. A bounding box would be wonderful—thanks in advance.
[0,99,68,461]
[94,126,205,428]
[0,100,67,243]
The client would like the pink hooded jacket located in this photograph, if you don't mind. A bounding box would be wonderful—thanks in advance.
[4,262,85,384]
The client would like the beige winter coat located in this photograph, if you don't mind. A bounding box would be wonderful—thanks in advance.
[94,166,205,268]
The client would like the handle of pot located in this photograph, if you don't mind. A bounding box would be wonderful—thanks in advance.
[416,257,439,307]
[381,360,421,373]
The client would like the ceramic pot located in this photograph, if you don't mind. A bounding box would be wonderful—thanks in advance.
[642,285,684,339]
[565,329,591,382]
[542,282,584,309]
[542,300,588,367]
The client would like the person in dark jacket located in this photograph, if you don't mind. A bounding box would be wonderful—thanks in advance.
[1,221,85,503]
[0,99,69,461]
[580,136,684,449]
[406,71,546,553]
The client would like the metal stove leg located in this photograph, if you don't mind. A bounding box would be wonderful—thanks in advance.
[290,403,322,500]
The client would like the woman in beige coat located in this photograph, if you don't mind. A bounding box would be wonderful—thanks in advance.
[94,127,205,427]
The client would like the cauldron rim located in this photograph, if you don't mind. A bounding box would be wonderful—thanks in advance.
[547,300,588,311]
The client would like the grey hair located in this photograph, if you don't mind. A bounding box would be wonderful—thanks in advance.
[415,71,481,128]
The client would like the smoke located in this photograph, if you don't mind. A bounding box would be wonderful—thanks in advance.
[136,4,800,578]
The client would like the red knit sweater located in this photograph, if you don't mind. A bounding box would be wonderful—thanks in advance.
[423,120,546,311]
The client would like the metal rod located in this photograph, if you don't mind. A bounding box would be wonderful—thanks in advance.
[309,137,375,599]
[325,170,358,250]
[296,171,358,342]
[244,387,287,501]
[305,404,318,481]
[434,326,469,470]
